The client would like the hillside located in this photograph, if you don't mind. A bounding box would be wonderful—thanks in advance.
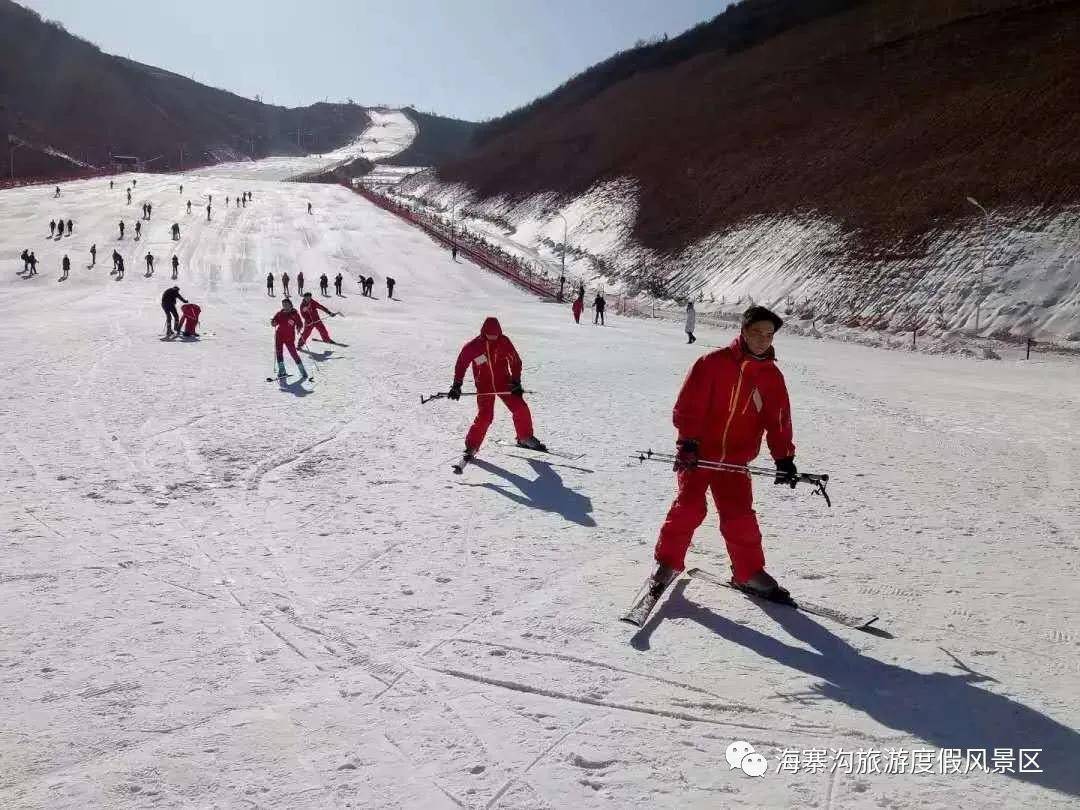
[0,0,370,177]
[380,108,478,168]
[403,0,1080,342]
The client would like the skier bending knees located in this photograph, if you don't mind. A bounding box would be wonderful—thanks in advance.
[448,317,545,457]
[271,299,307,379]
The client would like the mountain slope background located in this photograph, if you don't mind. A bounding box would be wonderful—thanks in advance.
[402,0,1080,342]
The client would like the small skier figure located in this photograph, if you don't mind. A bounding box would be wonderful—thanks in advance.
[572,289,584,324]
[127,188,132,204]
[593,292,606,325]
[235,196,240,208]
[386,276,396,299]
[147,202,152,219]
[66,219,73,236]
[119,220,125,239]
[307,202,312,214]
[171,223,180,240]
[186,200,192,214]
[116,254,125,280]
[145,252,155,276]
[333,274,342,296]
[180,184,183,195]
[271,299,308,380]
[297,271,305,296]
[111,249,120,273]
[178,302,201,337]
[451,244,458,261]
[448,317,546,460]
[59,255,70,281]
[89,244,96,267]
[685,301,697,344]
[161,286,188,337]
[54,186,61,198]
[281,272,291,297]
[297,292,338,348]
[110,179,114,190]
[27,252,38,276]
[134,221,142,241]
[319,274,329,296]
[266,273,275,296]
[206,203,212,221]
[21,249,29,272]
[645,306,797,602]
[171,254,179,280]
[49,220,56,237]
[225,196,229,207]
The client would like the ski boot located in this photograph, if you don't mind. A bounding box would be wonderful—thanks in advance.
[516,436,548,452]
[276,361,288,379]
[298,363,309,381]
[731,569,791,603]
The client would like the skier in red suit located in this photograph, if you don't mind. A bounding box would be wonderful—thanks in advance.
[271,299,307,380]
[649,306,798,600]
[571,290,584,324]
[178,302,201,337]
[449,317,546,457]
[297,292,337,347]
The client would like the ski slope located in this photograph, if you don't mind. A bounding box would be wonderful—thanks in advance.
[2,171,1079,809]
[189,108,416,182]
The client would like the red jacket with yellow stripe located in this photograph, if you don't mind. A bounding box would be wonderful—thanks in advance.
[672,337,795,464]
[454,317,523,393]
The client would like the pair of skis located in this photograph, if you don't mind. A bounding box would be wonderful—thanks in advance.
[451,440,585,474]
[265,372,315,384]
[621,567,880,633]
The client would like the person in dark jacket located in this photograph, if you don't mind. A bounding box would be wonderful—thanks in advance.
[161,286,189,337]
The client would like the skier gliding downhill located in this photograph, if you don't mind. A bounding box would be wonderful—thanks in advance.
[449,317,546,460]
[645,306,798,602]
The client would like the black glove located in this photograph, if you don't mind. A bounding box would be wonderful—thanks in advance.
[448,381,462,401]
[509,379,525,396]
[673,439,699,471]
[774,457,798,488]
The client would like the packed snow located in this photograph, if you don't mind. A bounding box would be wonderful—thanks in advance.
[3,170,1079,809]
[189,109,416,182]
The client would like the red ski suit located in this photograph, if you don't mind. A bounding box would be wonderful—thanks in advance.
[571,297,584,323]
[654,337,796,581]
[272,309,303,363]
[298,298,332,346]
[178,303,201,336]
[454,317,534,451]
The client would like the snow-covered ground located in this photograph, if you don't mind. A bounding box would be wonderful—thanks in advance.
[3,171,1079,809]
[189,109,416,182]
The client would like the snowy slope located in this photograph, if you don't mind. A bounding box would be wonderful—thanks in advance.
[189,109,416,182]
[2,172,1079,809]
[393,175,1080,348]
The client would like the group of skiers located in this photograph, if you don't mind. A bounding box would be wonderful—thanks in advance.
[265,271,377,300]
[49,218,74,238]
[161,285,200,339]
[269,293,342,380]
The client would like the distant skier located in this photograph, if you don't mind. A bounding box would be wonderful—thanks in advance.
[235,196,240,208]
[282,272,291,297]
[266,272,275,296]
[572,289,584,324]
[225,196,229,207]
[119,220,125,239]
[110,179,114,190]
[111,249,120,272]
[147,202,152,219]
[297,272,305,296]
[178,302,201,337]
[145,252,155,276]
[451,244,458,261]
[386,277,395,299]
[171,254,179,280]
[179,183,183,195]
[319,274,329,296]
[161,286,189,337]
[186,200,192,214]
[307,202,312,214]
[134,221,142,241]
[27,252,38,276]
[59,255,70,281]
[115,254,125,279]
[271,299,307,380]
[54,186,61,198]
[127,188,132,204]
[66,219,73,236]
[49,219,56,237]
[685,301,697,344]
[206,203,212,221]
[89,244,96,268]
[644,306,797,603]
[20,249,29,272]
[171,223,180,240]
[334,273,343,296]
[142,203,148,220]
[448,317,546,459]
[297,292,338,348]
[593,292,606,325]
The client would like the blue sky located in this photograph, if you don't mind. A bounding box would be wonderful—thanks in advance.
[20,0,732,121]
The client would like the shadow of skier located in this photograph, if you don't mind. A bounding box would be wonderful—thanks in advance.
[632,579,1080,800]
[463,457,596,527]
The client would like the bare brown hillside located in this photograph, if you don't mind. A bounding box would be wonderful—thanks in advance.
[435,0,1080,253]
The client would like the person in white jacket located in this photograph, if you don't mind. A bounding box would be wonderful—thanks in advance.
[685,301,697,344]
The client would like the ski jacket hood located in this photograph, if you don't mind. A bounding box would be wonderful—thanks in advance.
[480,317,502,338]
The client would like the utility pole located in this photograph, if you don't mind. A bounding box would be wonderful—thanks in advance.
[544,209,569,301]
[965,196,990,334]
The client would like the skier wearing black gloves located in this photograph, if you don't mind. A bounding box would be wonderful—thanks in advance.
[161,286,189,338]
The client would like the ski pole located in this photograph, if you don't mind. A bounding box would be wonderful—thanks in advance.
[420,390,536,405]
[632,448,831,507]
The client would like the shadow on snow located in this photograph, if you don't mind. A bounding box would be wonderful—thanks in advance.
[462,457,596,527]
